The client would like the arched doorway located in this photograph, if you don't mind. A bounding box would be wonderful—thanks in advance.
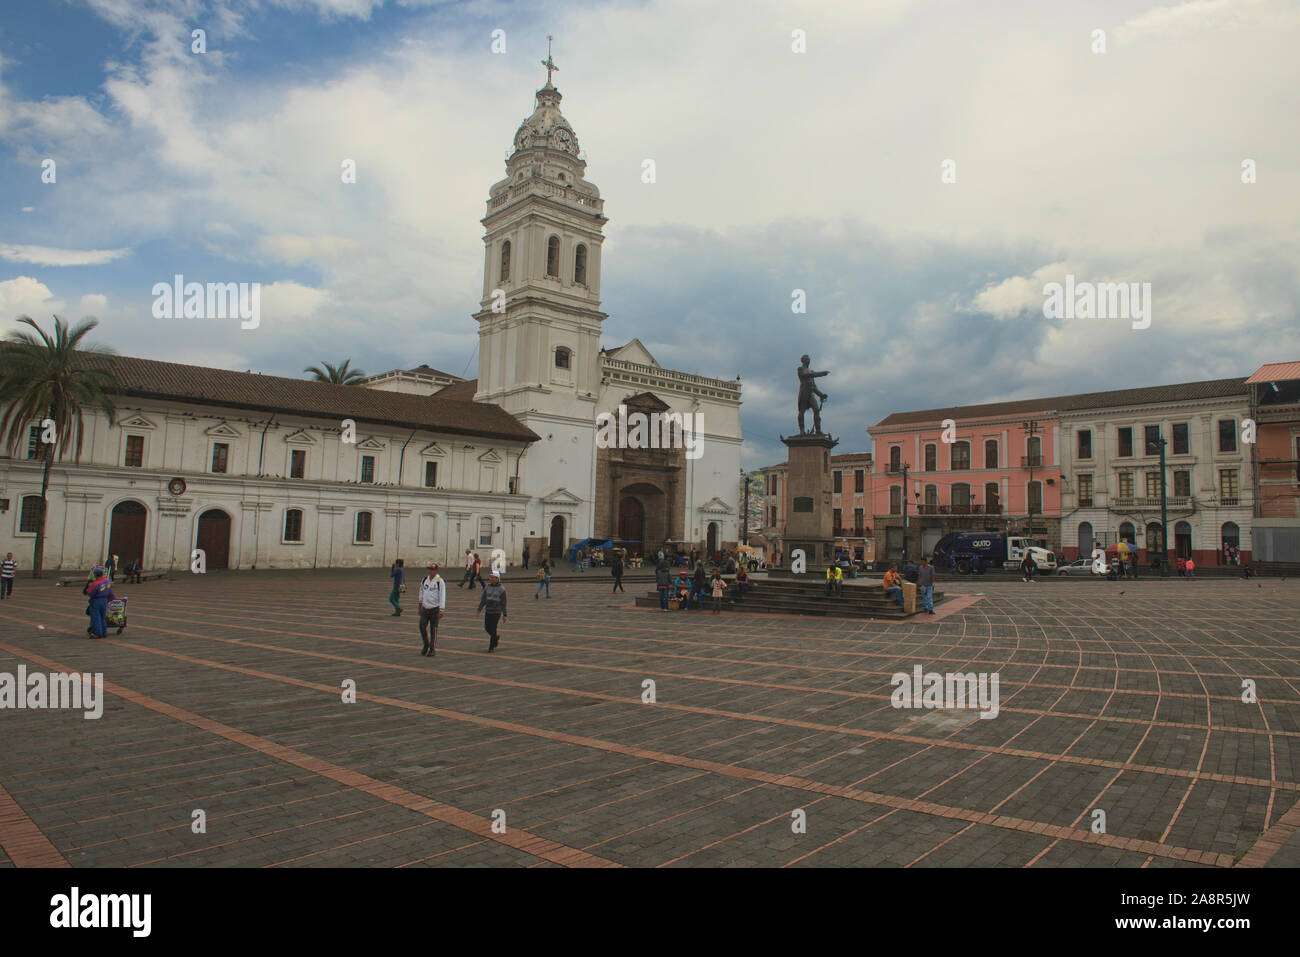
[108,500,147,568]
[1221,521,1240,558]
[549,515,566,559]
[617,496,645,545]
[1175,521,1192,559]
[1119,521,1136,546]
[706,522,719,559]
[1077,521,1093,558]
[196,509,232,570]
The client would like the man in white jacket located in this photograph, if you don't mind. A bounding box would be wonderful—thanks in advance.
[418,563,447,657]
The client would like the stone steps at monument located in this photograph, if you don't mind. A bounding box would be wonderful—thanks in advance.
[633,583,944,619]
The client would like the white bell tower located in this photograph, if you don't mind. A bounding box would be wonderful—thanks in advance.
[474,40,607,422]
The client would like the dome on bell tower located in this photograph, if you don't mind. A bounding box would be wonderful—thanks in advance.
[511,69,580,158]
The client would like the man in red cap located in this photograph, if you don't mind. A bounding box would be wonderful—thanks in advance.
[418,563,446,657]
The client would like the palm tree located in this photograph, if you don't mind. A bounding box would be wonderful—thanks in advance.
[304,359,366,384]
[0,316,119,578]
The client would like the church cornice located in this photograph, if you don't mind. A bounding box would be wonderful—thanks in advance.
[483,191,607,226]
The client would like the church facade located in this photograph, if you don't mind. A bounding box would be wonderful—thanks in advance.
[457,65,742,560]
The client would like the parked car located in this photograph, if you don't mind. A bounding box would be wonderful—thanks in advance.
[1056,558,1097,576]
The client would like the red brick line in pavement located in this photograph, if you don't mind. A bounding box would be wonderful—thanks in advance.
[6,626,1232,867]
[1235,794,1300,867]
[0,780,69,868]
[113,604,1295,741]
[0,640,618,869]
[95,610,1300,792]
[145,591,1300,691]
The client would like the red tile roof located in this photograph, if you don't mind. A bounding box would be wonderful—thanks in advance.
[86,355,537,443]
[873,377,1246,428]
[435,379,479,401]
[1245,362,1300,384]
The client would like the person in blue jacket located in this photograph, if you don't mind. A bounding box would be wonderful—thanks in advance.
[84,566,116,638]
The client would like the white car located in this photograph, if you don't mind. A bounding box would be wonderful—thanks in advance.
[1056,558,1096,576]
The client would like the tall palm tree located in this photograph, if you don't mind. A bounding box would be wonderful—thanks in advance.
[0,316,119,578]
[304,359,367,384]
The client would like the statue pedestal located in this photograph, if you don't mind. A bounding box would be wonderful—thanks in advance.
[781,432,839,568]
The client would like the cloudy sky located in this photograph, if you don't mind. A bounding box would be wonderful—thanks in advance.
[2,0,1297,468]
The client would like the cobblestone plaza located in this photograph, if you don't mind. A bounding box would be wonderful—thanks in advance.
[2,572,1298,868]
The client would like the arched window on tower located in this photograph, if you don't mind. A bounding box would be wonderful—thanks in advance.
[574,244,587,285]
[546,236,560,278]
[500,240,511,282]
[555,347,571,370]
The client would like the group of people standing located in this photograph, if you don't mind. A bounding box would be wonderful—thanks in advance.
[388,559,508,656]
[653,560,745,613]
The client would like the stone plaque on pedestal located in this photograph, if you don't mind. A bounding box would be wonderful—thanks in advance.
[781,432,839,568]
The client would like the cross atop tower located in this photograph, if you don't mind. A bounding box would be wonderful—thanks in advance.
[541,36,558,86]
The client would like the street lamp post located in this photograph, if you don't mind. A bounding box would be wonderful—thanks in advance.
[1154,432,1169,575]
[742,470,750,546]
[898,463,911,564]
[1023,419,1040,541]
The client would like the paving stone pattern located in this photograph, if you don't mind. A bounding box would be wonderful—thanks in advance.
[1,572,1297,867]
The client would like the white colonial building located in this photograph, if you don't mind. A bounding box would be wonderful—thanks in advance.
[0,62,743,571]
[0,356,538,571]
[1058,377,1253,564]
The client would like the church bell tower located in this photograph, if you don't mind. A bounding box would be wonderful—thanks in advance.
[474,40,607,422]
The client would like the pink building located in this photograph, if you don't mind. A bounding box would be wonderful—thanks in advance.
[869,401,1064,562]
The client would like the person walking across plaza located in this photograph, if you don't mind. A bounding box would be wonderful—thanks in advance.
[612,554,625,593]
[477,570,508,652]
[883,564,904,608]
[710,569,726,614]
[1020,551,1036,583]
[522,543,530,570]
[0,553,16,599]
[535,558,552,599]
[389,558,405,616]
[418,563,445,657]
[83,565,116,638]
[917,557,936,615]
[1185,557,1196,579]
[655,559,671,611]
[458,548,474,588]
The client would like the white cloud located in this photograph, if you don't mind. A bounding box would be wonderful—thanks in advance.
[259,280,330,322]
[0,276,62,324]
[0,244,131,267]
[968,262,1072,319]
[258,233,361,265]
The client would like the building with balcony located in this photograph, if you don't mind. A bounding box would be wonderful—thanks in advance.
[869,402,1062,562]
[1059,378,1250,564]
